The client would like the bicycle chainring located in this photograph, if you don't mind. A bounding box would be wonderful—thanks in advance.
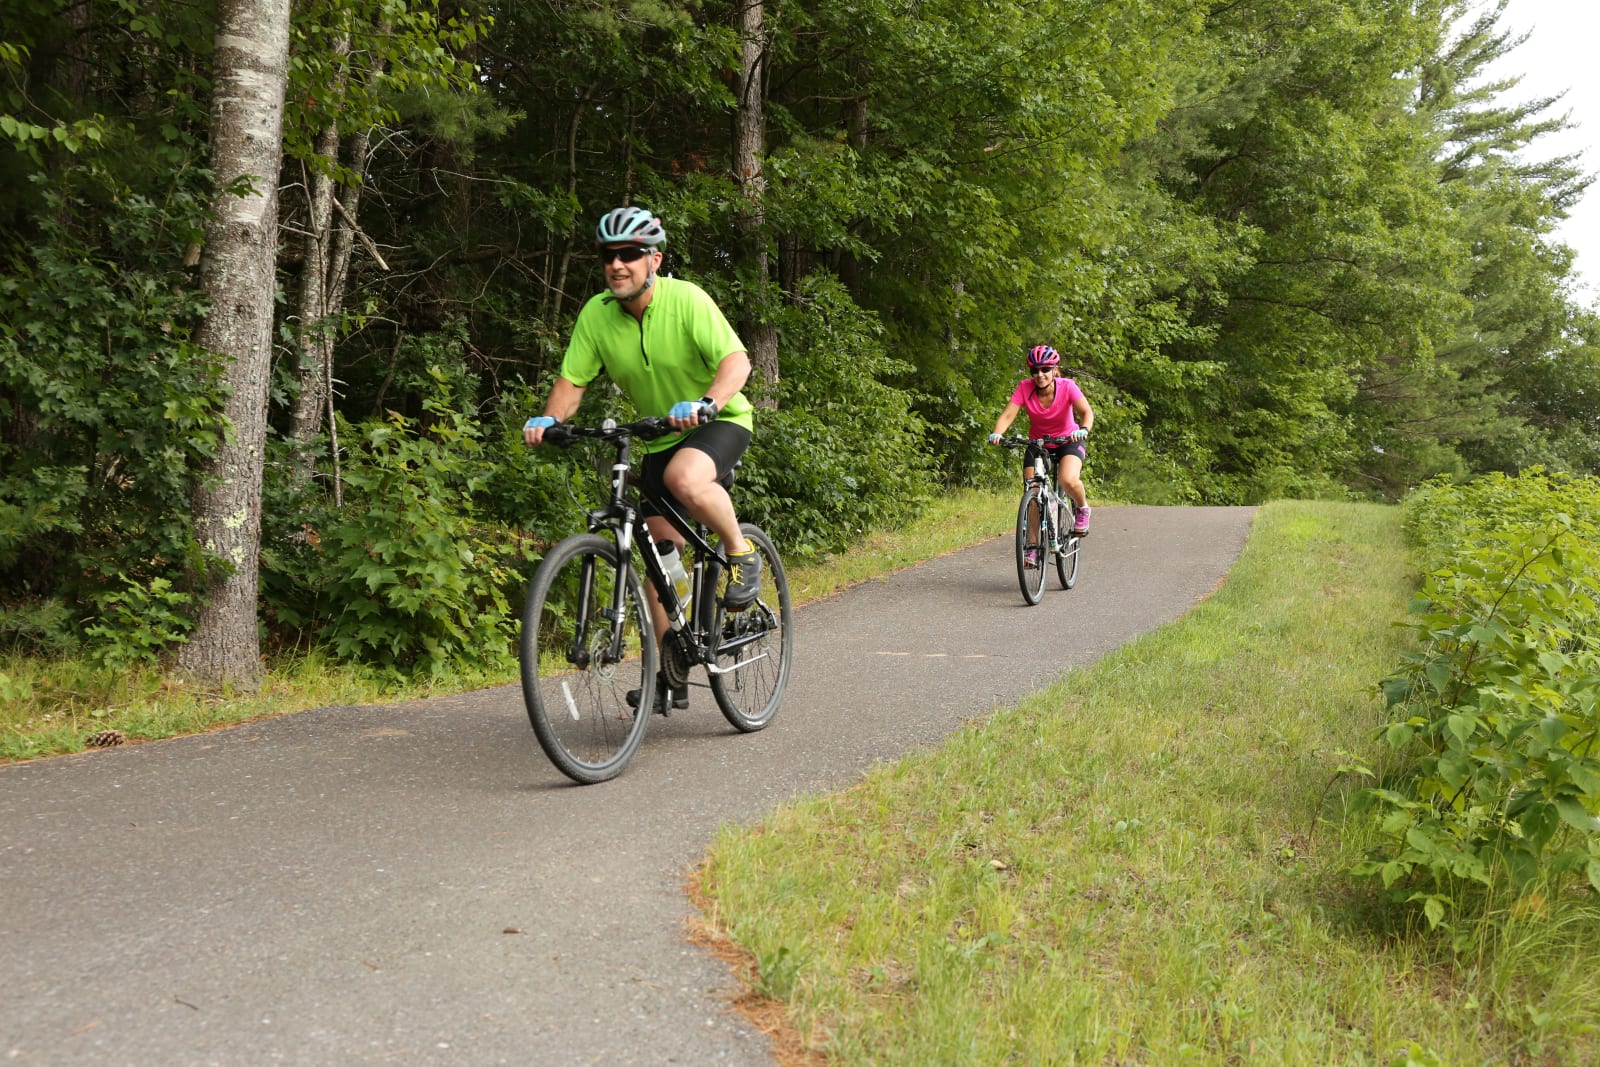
[662,628,694,688]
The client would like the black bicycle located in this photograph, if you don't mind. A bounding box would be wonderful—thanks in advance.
[999,435,1082,605]
[519,417,793,784]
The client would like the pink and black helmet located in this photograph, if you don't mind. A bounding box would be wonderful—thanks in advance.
[1026,345,1060,369]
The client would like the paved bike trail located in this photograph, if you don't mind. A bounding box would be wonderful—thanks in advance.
[1,506,1253,1066]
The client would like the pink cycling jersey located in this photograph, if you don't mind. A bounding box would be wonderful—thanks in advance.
[1008,377,1084,438]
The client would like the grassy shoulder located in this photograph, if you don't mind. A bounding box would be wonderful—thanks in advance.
[0,487,1014,763]
[695,500,1600,1066]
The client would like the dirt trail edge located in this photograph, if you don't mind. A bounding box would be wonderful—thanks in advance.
[1,505,1253,1066]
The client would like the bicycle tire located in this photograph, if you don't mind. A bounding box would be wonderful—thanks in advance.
[1056,532,1080,590]
[1015,487,1047,605]
[519,533,656,784]
[709,524,793,731]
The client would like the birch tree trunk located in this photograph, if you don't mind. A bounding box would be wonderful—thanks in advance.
[732,0,779,399]
[176,0,291,687]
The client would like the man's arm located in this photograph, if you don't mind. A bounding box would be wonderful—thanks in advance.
[523,376,586,445]
[669,350,751,431]
[704,350,751,411]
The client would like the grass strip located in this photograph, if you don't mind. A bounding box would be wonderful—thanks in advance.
[696,500,1600,1065]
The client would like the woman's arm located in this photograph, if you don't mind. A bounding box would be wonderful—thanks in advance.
[990,401,1023,440]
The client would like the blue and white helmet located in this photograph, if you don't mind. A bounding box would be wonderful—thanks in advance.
[595,206,666,247]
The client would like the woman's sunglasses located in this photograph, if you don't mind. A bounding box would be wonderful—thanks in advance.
[599,247,653,265]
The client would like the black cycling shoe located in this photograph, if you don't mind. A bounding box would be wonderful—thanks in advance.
[722,547,762,610]
[626,672,688,716]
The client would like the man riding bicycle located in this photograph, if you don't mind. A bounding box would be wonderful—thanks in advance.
[987,345,1095,564]
[523,206,762,713]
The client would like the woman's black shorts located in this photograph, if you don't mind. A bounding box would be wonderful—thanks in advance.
[1023,439,1086,470]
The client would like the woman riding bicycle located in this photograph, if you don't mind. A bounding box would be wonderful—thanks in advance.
[987,345,1095,559]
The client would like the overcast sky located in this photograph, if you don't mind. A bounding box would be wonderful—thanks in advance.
[1495,0,1599,301]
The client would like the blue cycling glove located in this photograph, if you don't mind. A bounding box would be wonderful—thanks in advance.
[669,397,718,423]
[525,416,558,431]
[1070,428,1089,443]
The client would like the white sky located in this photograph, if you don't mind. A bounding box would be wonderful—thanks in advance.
[1495,0,1600,303]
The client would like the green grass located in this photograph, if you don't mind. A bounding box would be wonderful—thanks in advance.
[0,487,1013,763]
[696,500,1600,1065]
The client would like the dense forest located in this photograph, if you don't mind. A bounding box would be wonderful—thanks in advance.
[3,0,1597,685]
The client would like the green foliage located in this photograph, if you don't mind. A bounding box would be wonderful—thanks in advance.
[83,575,195,669]
[265,377,528,679]
[738,275,932,559]
[1356,470,1600,926]
[285,0,493,173]
[5,0,1600,682]
[0,168,220,646]
[0,596,76,656]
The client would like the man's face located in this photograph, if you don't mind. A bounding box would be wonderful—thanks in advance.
[600,244,657,300]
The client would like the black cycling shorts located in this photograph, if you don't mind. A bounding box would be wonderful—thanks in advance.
[640,420,752,526]
[1023,439,1086,471]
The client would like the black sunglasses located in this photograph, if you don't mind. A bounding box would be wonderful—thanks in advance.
[599,246,653,265]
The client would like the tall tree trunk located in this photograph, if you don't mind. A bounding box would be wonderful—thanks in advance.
[732,0,779,400]
[551,91,592,325]
[288,118,371,492]
[176,0,291,687]
[287,124,340,467]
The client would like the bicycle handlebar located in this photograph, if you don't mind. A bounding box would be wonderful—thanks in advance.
[996,434,1076,449]
[543,416,677,447]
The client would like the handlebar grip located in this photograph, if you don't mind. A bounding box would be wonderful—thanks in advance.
[634,416,674,439]
[543,424,575,447]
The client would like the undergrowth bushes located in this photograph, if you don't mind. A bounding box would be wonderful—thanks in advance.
[262,391,533,681]
[1355,470,1600,930]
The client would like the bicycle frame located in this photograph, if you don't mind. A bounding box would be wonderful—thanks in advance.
[1004,434,1074,509]
[554,418,741,672]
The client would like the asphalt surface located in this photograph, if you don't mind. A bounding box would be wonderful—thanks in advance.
[1,505,1254,1066]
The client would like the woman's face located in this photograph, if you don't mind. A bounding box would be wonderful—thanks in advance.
[1030,365,1056,385]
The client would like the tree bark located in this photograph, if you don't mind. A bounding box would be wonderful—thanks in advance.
[288,117,371,491]
[175,0,291,687]
[732,0,779,401]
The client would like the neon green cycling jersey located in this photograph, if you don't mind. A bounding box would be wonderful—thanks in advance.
[558,276,753,453]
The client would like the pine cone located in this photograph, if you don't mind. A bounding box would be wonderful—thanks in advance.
[85,729,126,748]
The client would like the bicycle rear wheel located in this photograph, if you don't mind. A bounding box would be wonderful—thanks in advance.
[519,534,656,784]
[709,524,792,731]
[1056,532,1080,590]
[1015,487,1047,605]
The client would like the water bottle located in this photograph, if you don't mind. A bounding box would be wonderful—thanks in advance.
[658,540,691,614]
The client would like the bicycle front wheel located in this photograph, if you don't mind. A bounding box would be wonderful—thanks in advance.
[1015,488,1047,605]
[710,524,793,732]
[519,534,656,784]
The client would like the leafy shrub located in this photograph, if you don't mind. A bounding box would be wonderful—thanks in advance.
[0,595,78,656]
[1355,470,1600,928]
[1402,468,1600,560]
[0,164,220,648]
[264,382,528,679]
[738,274,932,559]
[474,381,599,549]
[83,574,194,669]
